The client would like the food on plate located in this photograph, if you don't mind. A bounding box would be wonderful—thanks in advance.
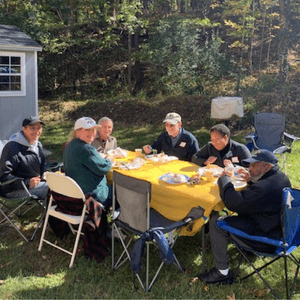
[145,154,178,164]
[107,147,128,158]
[197,164,224,177]
[119,157,146,170]
[160,173,189,184]
[188,174,203,185]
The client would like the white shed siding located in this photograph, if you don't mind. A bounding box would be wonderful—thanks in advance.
[0,51,38,139]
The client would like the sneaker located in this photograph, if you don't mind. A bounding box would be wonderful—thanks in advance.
[198,267,234,285]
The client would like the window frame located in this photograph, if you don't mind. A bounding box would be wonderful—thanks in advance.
[0,51,26,97]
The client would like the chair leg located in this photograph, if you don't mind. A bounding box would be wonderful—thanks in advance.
[238,248,281,299]
[0,208,29,242]
[69,221,84,268]
[38,208,51,251]
[30,208,46,241]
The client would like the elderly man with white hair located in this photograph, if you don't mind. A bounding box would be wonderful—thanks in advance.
[91,117,117,153]
[63,117,114,209]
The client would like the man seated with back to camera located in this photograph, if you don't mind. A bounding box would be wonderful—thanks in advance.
[143,112,199,162]
[192,123,251,168]
[0,117,48,200]
[197,149,291,284]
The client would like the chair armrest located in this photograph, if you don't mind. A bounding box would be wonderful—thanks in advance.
[45,162,64,172]
[0,177,25,187]
[283,132,300,142]
[245,131,257,141]
[0,177,32,198]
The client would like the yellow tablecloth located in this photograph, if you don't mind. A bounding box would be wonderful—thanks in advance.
[107,152,225,236]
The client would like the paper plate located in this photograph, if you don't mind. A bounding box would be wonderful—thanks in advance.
[159,173,190,184]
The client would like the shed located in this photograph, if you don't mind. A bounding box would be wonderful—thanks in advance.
[0,24,42,140]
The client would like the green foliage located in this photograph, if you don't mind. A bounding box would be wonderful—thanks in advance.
[140,17,230,95]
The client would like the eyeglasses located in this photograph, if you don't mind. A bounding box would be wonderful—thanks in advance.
[27,126,43,131]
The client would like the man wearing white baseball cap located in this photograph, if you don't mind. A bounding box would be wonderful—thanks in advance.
[143,112,199,161]
[63,117,113,209]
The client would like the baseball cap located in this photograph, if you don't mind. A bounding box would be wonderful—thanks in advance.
[163,112,181,125]
[242,149,278,166]
[22,116,45,126]
[74,117,99,130]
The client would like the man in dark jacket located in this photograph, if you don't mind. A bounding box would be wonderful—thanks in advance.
[0,116,48,199]
[192,124,251,167]
[143,112,199,162]
[198,149,291,284]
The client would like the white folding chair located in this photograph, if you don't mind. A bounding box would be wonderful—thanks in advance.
[38,172,87,268]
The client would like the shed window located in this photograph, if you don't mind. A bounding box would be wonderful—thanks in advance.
[0,52,25,96]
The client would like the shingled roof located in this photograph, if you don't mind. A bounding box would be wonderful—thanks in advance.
[0,24,42,51]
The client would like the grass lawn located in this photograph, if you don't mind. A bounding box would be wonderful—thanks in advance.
[1,106,300,299]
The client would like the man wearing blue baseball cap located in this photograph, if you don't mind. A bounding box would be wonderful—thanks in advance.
[0,116,48,200]
[198,149,291,284]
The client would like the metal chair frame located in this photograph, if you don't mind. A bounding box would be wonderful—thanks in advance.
[38,172,87,268]
[217,187,300,299]
[0,177,45,242]
[111,171,205,291]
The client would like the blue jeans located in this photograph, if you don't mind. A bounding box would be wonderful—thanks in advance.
[6,181,49,200]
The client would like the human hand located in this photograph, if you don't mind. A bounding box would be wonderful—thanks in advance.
[106,154,114,164]
[205,156,217,165]
[223,159,233,167]
[236,167,250,182]
[29,176,41,188]
[143,145,152,154]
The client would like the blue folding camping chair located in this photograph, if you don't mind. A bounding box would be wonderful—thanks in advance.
[245,112,299,174]
[217,187,300,299]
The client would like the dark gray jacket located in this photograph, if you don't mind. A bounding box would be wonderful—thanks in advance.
[0,138,45,195]
[192,139,251,167]
[218,165,291,240]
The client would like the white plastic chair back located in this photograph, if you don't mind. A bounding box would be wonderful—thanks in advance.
[45,172,85,200]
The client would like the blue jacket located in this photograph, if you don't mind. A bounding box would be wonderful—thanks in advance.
[151,128,199,162]
[63,138,112,205]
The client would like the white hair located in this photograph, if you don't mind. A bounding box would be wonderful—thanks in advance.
[98,117,113,125]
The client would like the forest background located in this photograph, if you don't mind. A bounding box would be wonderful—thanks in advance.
[1,0,300,135]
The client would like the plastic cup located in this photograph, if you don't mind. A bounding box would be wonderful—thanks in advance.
[205,169,215,181]
[135,148,142,157]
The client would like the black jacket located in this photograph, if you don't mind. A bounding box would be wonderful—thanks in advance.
[192,139,251,167]
[218,165,291,240]
[151,128,199,162]
[0,141,45,195]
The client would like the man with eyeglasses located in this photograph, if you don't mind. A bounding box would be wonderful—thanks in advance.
[0,116,48,199]
[197,149,291,284]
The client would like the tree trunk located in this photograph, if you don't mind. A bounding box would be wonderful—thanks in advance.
[128,31,132,94]
[278,0,290,85]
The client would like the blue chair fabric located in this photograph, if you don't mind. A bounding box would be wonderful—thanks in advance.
[217,187,300,299]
